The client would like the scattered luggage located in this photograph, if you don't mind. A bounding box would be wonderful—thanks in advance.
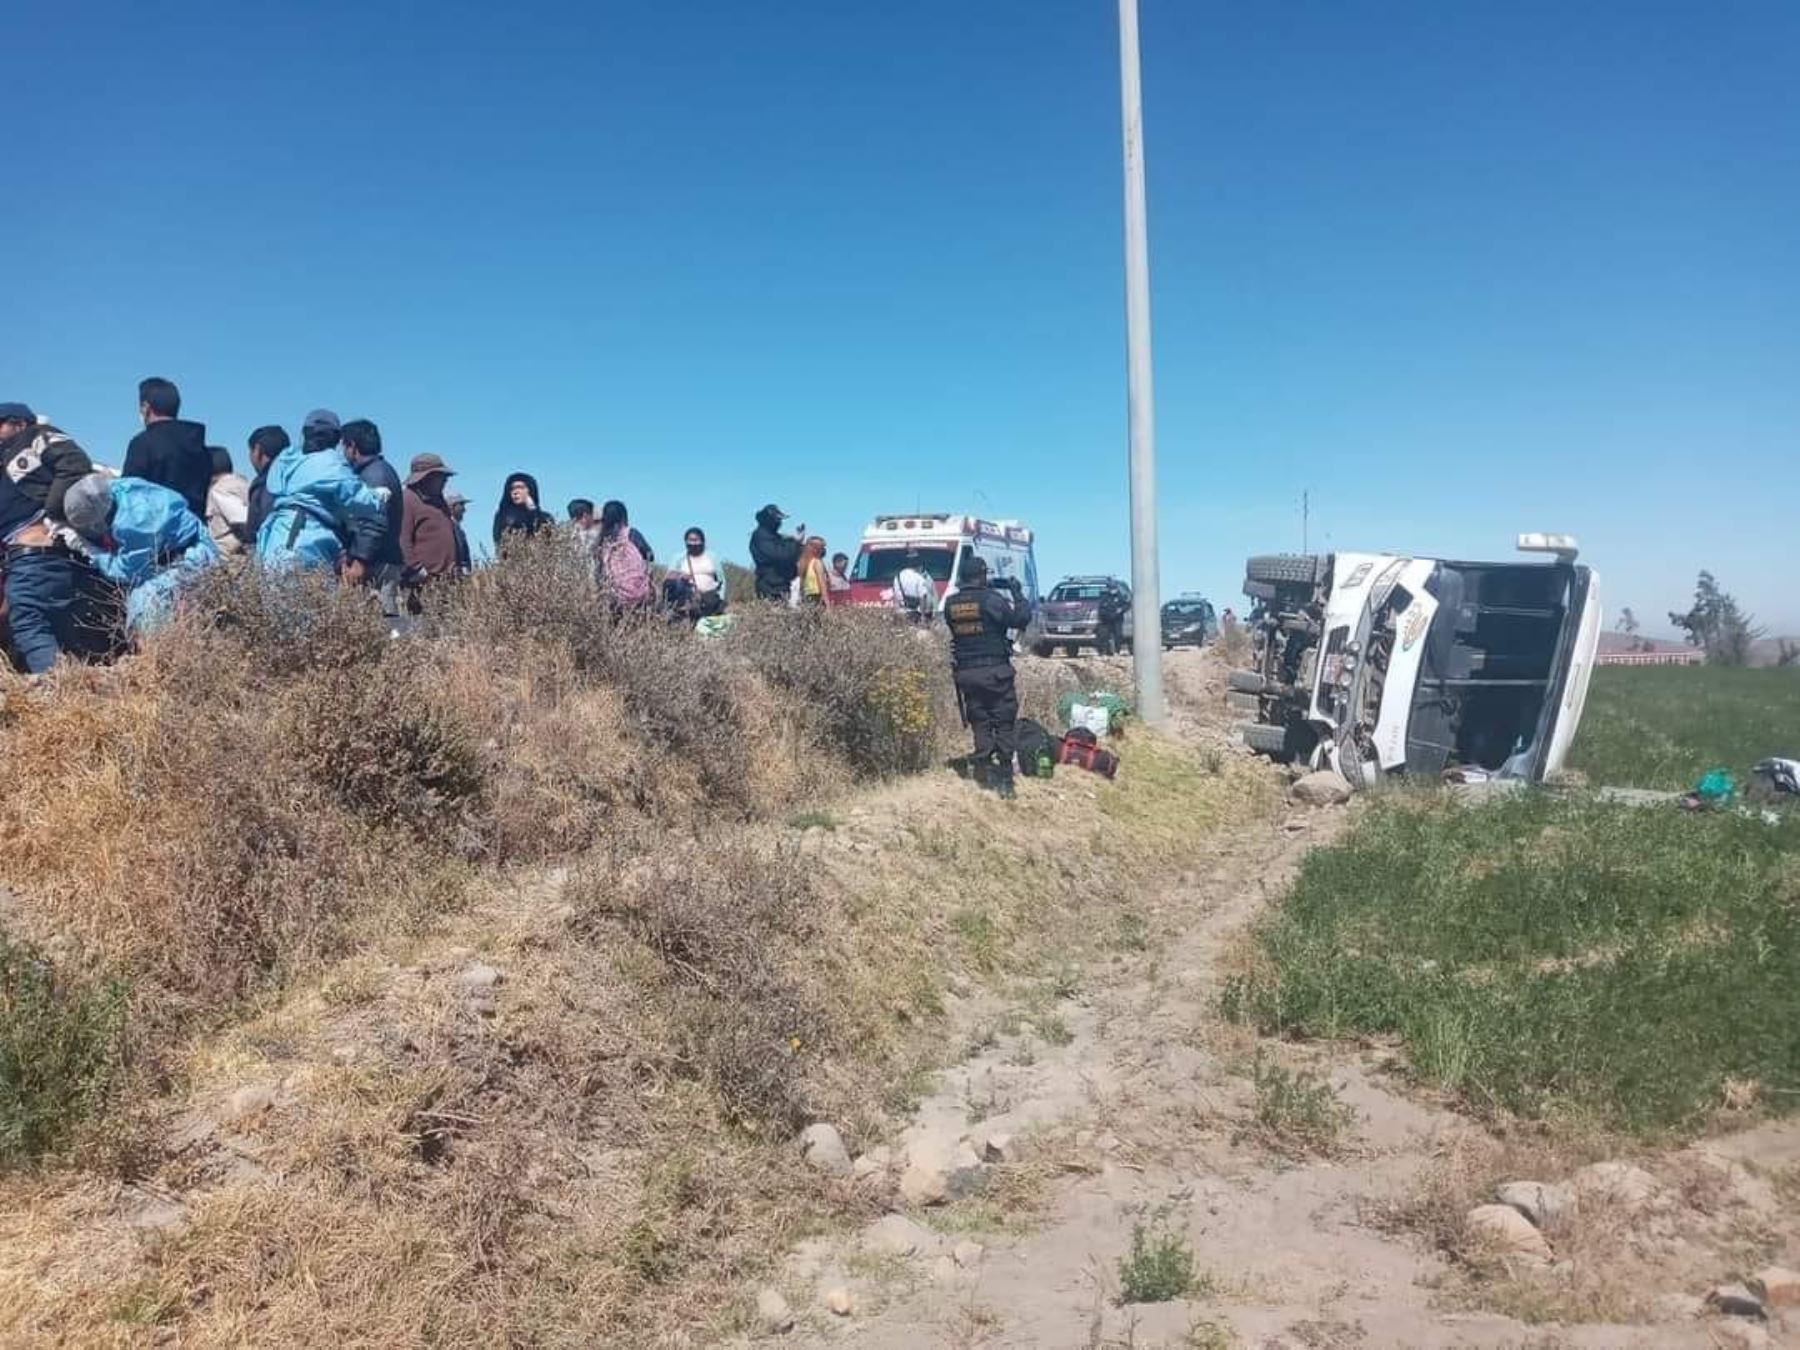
[1056,726,1119,779]
[1014,718,1058,778]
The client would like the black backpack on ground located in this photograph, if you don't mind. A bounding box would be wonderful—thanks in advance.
[1015,718,1057,777]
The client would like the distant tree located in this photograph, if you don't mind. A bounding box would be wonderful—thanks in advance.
[1617,607,1640,636]
[1778,639,1799,669]
[1669,570,1764,667]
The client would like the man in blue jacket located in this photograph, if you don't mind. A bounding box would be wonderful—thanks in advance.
[254,437,391,571]
[60,473,221,634]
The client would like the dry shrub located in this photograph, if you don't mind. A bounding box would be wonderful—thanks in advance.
[276,654,487,835]
[427,529,612,669]
[730,605,953,776]
[0,645,406,1015]
[569,831,833,1135]
[184,562,390,677]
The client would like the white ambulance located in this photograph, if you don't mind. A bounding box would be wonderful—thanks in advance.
[846,514,1039,611]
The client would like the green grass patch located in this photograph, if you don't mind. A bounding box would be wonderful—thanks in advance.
[0,933,130,1165]
[1226,790,1800,1137]
[1246,1052,1352,1156]
[1569,665,1800,790]
[1117,1209,1207,1304]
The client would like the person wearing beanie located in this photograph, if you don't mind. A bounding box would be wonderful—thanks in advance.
[0,402,116,673]
[61,471,220,635]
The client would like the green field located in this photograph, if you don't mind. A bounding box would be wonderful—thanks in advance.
[1568,665,1800,790]
[1230,790,1800,1136]
[1236,664,1800,1139]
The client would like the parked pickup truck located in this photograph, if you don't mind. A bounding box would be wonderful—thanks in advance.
[1228,536,1601,788]
[1031,576,1133,657]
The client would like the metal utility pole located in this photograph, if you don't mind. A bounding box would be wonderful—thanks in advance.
[1117,0,1165,723]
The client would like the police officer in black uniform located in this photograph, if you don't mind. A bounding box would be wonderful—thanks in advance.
[943,555,1034,798]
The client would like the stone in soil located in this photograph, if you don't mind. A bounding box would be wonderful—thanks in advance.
[219,1083,279,1125]
[1572,1160,1661,1212]
[799,1123,853,1177]
[823,1286,855,1317]
[860,1213,940,1258]
[952,1240,986,1268]
[755,1287,795,1333]
[852,1146,892,1180]
[1465,1204,1553,1266]
[1290,770,1352,807]
[977,1130,1017,1164]
[1750,1266,1800,1309]
[1495,1179,1574,1232]
[453,962,503,990]
[1707,1283,1767,1320]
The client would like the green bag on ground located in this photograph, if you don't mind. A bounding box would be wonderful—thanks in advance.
[1057,689,1131,735]
[1694,768,1737,805]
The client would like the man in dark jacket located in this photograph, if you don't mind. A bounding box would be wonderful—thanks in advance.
[445,491,473,573]
[245,425,290,537]
[399,453,460,591]
[0,403,120,672]
[340,419,403,615]
[749,503,803,602]
[122,377,210,517]
[943,555,1034,798]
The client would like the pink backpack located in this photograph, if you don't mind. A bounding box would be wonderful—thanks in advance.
[599,532,651,606]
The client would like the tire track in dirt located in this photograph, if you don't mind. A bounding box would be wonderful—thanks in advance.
[772,650,1717,1349]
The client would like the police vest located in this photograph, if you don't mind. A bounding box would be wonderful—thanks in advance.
[946,589,1011,668]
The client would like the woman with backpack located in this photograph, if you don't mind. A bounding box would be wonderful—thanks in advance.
[596,499,652,614]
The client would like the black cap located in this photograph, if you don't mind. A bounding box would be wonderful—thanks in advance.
[0,402,35,423]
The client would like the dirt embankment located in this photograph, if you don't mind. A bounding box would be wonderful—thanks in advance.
[5,642,1794,1348]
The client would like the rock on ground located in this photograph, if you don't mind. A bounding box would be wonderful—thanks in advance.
[799,1123,852,1177]
[453,962,503,990]
[1465,1204,1553,1266]
[860,1213,940,1258]
[1751,1266,1800,1308]
[219,1083,279,1125]
[1495,1179,1574,1232]
[1291,770,1352,807]
[1573,1160,1661,1212]
[822,1286,854,1317]
[1707,1283,1767,1319]
[755,1287,795,1334]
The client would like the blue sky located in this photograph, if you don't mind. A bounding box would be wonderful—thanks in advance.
[9,0,1797,631]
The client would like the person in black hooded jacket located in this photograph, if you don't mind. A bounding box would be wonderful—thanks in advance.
[749,503,804,602]
[122,377,210,517]
[493,472,555,550]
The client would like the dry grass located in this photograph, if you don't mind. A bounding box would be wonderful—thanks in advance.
[0,554,1283,1344]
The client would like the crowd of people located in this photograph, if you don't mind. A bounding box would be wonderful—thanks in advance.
[1,376,1037,796]
[0,377,885,674]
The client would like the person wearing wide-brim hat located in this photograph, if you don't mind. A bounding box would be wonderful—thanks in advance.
[399,453,461,598]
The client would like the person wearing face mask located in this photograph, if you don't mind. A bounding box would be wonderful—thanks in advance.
[664,525,725,620]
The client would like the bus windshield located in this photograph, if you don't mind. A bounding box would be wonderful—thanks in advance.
[852,545,956,584]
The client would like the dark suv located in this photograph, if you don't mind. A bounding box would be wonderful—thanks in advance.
[1160,595,1217,649]
[1032,576,1132,656]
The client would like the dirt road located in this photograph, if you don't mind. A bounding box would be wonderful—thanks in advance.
[768,648,1791,1349]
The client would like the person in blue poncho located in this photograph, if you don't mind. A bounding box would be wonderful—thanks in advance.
[60,472,221,634]
[254,439,392,570]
